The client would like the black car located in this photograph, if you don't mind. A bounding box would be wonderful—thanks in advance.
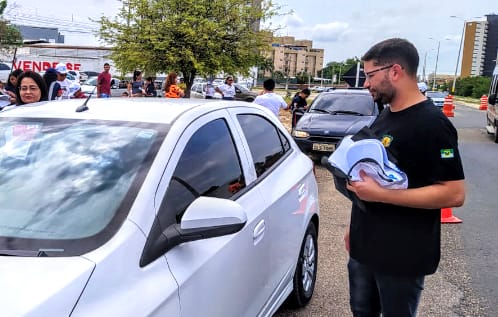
[292,89,380,160]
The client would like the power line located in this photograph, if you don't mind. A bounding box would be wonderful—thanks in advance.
[7,10,101,35]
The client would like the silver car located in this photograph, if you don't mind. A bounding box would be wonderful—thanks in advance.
[0,98,319,316]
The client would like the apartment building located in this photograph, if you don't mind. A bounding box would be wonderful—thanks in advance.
[265,36,324,78]
[461,14,498,78]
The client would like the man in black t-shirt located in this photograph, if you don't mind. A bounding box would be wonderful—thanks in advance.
[290,88,310,128]
[290,88,310,111]
[344,38,465,317]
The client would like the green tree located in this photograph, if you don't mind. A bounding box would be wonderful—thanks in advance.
[319,58,360,85]
[295,71,312,85]
[455,76,491,98]
[97,0,281,96]
[0,0,23,56]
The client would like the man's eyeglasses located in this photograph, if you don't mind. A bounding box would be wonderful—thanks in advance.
[364,64,394,80]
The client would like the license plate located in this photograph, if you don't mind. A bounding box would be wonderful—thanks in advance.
[312,143,335,152]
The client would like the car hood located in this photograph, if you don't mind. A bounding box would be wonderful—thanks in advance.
[0,256,95,316]
[296,113,376,136]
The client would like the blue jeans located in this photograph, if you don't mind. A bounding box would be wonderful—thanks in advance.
[348,257,425,317]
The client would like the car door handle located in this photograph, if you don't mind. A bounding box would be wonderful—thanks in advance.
[253,220,266,245]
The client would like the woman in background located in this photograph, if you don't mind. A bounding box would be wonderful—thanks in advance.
[15,71,48,105]
[163,72,184,98]
[128,70,145,97]
[4,69,23,104]
[215,76,236,100]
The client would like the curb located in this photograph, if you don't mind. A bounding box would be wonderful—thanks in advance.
[454,100,481,110]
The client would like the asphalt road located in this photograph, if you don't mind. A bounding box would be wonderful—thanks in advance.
[275,102,496,317]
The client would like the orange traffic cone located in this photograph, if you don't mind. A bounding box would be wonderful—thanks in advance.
[441,208,462,224]
[442,96,454,117]
[479,95,488,110]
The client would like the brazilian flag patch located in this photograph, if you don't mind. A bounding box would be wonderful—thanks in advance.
[440,149,454,159]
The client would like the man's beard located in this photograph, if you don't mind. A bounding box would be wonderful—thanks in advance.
[372,79,395,105]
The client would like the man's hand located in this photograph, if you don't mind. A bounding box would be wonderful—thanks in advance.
[346,170,385,202]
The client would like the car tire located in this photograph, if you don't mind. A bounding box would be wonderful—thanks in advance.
[286,221,318,308]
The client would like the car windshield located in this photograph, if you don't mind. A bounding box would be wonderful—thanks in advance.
[310,93,375,116]
[0,118,166,256]
[426,91,447,98]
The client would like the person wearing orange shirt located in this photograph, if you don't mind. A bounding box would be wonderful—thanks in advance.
[163,72,184,98]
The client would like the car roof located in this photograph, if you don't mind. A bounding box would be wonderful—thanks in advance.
[0,98,256,124]
[322,88,371,95]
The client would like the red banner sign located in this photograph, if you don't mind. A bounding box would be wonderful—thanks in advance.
[13,61,82,72]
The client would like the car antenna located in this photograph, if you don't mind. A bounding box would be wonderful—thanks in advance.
[75,87,96,112]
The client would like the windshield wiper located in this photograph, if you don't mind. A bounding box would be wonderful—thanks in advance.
[329,110,364,116]
[0,249,64,257]
[311,108,331,114]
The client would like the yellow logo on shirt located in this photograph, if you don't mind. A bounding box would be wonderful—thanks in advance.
[381,135,393,147]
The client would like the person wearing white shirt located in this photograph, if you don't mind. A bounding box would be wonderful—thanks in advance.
[215,76,236,100]
[253,78,288,117]
[48,63,72,100]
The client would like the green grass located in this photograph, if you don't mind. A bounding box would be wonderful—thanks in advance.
[453,96,480,104]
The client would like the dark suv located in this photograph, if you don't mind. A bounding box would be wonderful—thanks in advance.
[292,89,380,160]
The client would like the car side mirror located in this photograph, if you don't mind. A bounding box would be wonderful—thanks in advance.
[140,197,247,267]
[489,93,496,105]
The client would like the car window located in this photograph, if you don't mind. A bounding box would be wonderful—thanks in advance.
[159,118,245,225]
[311,93,375,115]
[237,114,289,177]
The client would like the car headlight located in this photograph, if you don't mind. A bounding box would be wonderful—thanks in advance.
[292,130,309,138]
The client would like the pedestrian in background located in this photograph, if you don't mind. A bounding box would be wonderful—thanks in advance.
[4,69,23,104]
[42,68,58,100]
[128,70,144,97]
[48,63,71,100]
[97,62,112,98]
[290,88,310,111]
[15,71,48,105]
[344,38,465,317]
[68,82,87,99]
[144,76,157,97]
[163,72,184,98]
[253,78,288,117]
[205,82,215,99]
[215,76,236,100]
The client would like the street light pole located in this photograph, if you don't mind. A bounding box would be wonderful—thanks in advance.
[452,21,465,94]
[433,41,440,91]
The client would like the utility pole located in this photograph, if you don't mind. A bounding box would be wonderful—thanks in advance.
[432,41,440,91]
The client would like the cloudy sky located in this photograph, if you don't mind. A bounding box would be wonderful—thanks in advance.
[6,0,494,76]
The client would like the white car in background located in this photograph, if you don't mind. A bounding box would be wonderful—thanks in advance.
[81,76,120,95]
[0,98,320,316]
[0,62,11,82]
[426,90,448,109]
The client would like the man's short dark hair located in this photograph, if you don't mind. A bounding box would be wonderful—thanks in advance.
[362,38,419,77]
[104,63,110,67]
[302,88,311,96]
[263,78,276,91]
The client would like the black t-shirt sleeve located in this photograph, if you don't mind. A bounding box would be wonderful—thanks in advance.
[425,114,465,182]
